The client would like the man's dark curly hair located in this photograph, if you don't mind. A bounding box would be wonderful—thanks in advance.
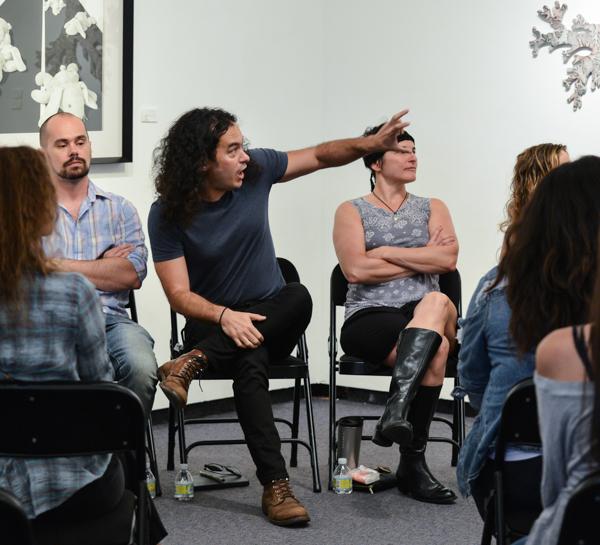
[153,107,257,225]
[496,155,600,354]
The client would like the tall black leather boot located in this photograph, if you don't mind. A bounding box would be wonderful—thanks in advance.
[372,328,442,447]
[396,385,457,504]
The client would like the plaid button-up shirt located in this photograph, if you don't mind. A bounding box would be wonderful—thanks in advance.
[44,180,148,316]
[0,272,114,518]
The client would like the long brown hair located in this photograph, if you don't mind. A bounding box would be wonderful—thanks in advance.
[590,241,600,462]
[0,146,57,308]
[497,156,600,353]
[500,143,567,232]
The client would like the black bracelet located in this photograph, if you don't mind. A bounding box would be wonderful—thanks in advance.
[218,307,228,327]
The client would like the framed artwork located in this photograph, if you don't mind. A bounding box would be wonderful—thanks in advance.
[0,0,133,163]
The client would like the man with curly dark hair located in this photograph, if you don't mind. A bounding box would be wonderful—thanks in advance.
[148,106,410,526]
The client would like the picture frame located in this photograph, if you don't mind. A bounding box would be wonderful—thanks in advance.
[0,0,133,163]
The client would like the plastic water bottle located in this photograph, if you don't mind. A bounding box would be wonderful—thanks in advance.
[174,463,194,501]
[145,462,156,499]
[332,457,352,494]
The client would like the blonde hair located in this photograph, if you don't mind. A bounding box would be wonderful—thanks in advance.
[500,143,567,232]
[0,146,57,308]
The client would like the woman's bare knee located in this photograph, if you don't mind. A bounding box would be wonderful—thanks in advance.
[409,293,450,332]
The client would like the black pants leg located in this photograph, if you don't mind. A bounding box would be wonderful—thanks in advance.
[33,455,125,524]
[32,455,167,545]
[231,346,287,483]
[182,282,313,485]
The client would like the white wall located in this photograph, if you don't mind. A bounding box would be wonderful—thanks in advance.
[92,0,600,409]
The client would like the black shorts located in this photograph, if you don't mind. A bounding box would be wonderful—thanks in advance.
[340,301,420,363]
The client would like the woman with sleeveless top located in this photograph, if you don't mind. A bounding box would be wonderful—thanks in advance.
[457,156,600,537]
[333,126,459,504]
[518,279,600,545]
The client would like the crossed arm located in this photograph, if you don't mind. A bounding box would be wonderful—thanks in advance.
[333,198,458,284]
[58,244,141,291]
[55,201,147,292]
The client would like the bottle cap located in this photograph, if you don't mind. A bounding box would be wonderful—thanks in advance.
[181,463,188,469]
[338,457,347,464]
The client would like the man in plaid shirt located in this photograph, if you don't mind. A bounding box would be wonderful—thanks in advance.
[41,112,158,416]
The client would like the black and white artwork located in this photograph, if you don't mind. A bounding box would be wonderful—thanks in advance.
[0,0,102,132]
[0,0,132,163]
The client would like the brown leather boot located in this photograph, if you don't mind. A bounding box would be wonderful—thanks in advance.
[261,479,310,526]
[158,349,208,408]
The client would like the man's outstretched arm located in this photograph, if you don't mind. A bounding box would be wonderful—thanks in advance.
[280,109,410,182]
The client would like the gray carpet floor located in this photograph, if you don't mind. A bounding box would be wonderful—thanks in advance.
[150,396,482,545]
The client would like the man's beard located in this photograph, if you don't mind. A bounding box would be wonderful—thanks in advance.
[59,159,90,181]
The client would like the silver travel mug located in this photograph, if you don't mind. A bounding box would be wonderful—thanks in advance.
[337,416,363,469]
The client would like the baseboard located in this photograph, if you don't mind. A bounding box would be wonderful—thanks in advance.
[150,384,474,425]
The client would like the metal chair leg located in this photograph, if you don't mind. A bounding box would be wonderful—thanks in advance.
[167,403,176,471]
[328,356,337,491]
[302,371,321,492]
[290,377,301,467]
[451,377,466,467]
[177,405,187,464]
[451,396,460,466]
[145,415,162,496]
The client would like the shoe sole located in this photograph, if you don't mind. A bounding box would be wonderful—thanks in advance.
[381,423,413,446]
[397,486,457,505]
[265,514,311,527]
[371,430,393,448]
[262,505,310,526]
[159,382,186,409]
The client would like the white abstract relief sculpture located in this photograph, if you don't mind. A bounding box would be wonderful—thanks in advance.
[64,11,96,39]
[0,17,26,83]
[31,63,98,126]
[530,2,600,111]
[44,0,66,16]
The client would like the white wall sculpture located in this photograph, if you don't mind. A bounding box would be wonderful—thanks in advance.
[0,17,26,83]
[64,11,96,39]
[31,63,98,126]
[530,2,600,111]
[43,0,66,17]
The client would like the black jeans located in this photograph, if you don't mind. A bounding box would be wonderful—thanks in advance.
[32,454,167,545]
[182,282,313,485]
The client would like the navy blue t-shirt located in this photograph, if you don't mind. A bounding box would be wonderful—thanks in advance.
[147,148,288,308]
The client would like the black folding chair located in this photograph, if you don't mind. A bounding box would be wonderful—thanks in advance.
[0,381,147,545]
[127,290,162,497]
[481,378,541,545]
[165,257,322,492]
[556,472,600,545]
[0,488,35,545]
[328,264,466,489]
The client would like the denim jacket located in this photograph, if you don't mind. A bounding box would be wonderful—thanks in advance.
[455,266,535,497]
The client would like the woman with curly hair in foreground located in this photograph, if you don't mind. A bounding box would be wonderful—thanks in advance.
[456,153,600,541]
